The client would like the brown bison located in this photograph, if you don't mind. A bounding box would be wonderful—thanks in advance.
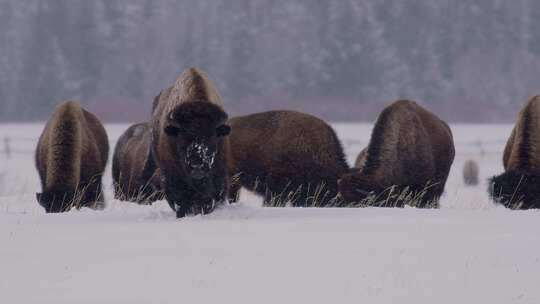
[463,159,479,186]
[227,110,349,207]
[112,122,163,204]
[35,101,109,213]
[490,96,540,209]
[338,100,455,208]
[151,68,231,217]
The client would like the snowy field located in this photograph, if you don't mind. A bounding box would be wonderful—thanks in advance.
[0,123,539,304]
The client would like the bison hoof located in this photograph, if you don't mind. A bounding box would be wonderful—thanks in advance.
[175,204,187,218]
[201,201,216,215]
[175,209,186,218]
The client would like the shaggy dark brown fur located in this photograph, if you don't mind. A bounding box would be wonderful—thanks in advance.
[151,68,231,217]
[463,159,479,186]
[227,110,349,207]
[35,101,109,213]
[112,122,163,204]
[338,100,455,208]
[489,96,540,209]
[354,148,368,169]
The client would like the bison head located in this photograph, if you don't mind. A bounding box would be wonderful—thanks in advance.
[36,189,76,213]
[163,101,230,180]
[489,170,540,210]
[338,170,378,204]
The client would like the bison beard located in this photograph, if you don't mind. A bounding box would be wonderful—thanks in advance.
[154,101,231,218]
[163,173,227,217]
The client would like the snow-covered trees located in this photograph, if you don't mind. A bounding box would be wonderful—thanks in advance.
[1,1,540,121]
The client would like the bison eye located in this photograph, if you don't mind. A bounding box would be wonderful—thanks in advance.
[216,125,231,137]
[164,125,180,137]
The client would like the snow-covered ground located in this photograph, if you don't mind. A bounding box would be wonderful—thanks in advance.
[1,123,539,304]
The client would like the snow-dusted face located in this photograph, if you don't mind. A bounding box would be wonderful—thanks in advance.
[164,113,230,180]
[184,140,217,179]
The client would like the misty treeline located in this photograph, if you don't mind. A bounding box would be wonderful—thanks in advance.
[1,1,540,122]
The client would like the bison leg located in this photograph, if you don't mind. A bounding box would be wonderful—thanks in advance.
[164,187,189,218]
[112,181,124,200]
[416,183,442,209]
[80,178,106,210]
[163,178,193,218]
[227,179,241,203]
[198,196,216,215]
[262,188,276,206]
[175,205,188,218]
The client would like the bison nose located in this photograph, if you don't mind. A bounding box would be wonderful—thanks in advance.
[188,154,205,168]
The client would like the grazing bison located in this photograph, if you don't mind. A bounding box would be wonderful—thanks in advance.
[152,68,231,217]
[463,159,479,186]
[35,101,109,213]
[338,100,455,208]
[228,110,349,207]
[112,122,163,204]
[489,96,540,209]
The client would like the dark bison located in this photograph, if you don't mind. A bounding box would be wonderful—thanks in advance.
[490,96,540,209]
[112,122,163,204]
[35,101,109,213]
[228,110,349,207]
[152,68,231,217]
[463,159,479,186]
[338,100,455,208]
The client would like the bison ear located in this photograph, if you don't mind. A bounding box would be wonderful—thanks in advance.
[36,193,42,203]
[164,125,180,137]
[216,125,231,137]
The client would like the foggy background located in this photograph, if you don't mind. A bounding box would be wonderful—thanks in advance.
[1,1,539,122]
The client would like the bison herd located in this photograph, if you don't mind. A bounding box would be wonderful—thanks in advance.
[34,68,540,216]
